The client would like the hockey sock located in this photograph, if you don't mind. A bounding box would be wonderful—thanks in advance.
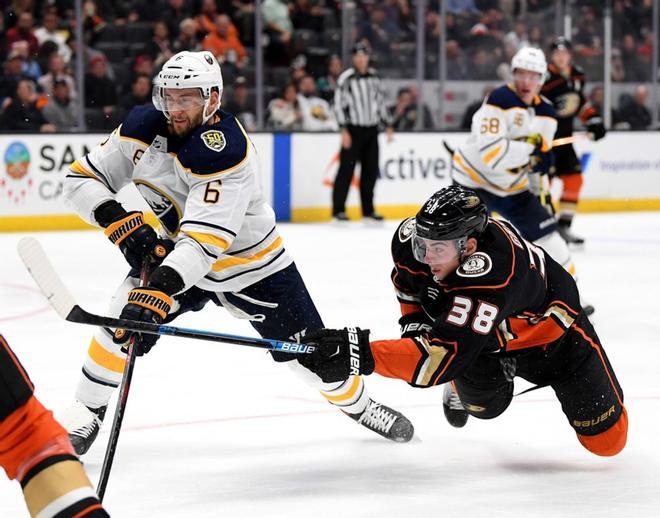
[287,360,369,415]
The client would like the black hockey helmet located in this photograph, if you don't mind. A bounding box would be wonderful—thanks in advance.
[415,186,488,241]
[550,37,572,52]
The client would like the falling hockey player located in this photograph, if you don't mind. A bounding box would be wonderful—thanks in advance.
[296,186,628,457]
[60,50,413,454]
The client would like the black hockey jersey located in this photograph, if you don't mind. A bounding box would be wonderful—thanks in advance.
[370,217,582,387]
[541,63,597,138]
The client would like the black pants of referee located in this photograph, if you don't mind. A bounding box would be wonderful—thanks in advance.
[332,125,380,217]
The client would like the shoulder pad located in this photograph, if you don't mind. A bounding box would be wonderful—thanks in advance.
[534,96,557,117]
[177,111,248,176]
[119,105,168,146]
[486,86,524,110]
[391,218,417,259]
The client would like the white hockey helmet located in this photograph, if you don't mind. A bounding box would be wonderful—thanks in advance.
[152,50,223,124]
[511,46,547,78]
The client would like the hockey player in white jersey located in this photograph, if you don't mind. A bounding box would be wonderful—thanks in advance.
[60,51,413,453]
[451,46,581,288]
[448,46,591,425]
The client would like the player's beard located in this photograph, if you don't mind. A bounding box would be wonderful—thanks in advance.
[170,109,204,137]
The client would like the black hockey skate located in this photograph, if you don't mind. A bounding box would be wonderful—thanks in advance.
[348,399,414,442]
[442,384,468,428]
[558,220,585,245]
[61,401,107,455]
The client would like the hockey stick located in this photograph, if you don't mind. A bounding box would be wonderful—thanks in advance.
[16,237,315,355]
[552,132,594,147]
[97,261,149,501]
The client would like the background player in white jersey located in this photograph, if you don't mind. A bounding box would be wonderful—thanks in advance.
[60,51,413,453]
[450,46,588,313]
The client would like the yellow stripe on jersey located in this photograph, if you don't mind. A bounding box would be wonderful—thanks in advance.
[69,160,96,179]
[185,231,230,251]
[211,236,283,272]
[419,343,450,387]
[321,375,361,402]
[87,338,125,373]
[453,153,483,185]
[483,145,502,165]
[118,133,149,148]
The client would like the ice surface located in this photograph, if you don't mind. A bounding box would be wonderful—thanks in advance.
[1,213,659,517]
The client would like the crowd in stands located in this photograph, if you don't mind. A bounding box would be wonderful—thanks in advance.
[0,0,657,133]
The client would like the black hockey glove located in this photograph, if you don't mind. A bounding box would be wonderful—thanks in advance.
[586,118,606,141]
[113,287,173,356]
[399,312,433,338]
[525,134,554,176]
[96,201,173,270]
[297,327,374,383]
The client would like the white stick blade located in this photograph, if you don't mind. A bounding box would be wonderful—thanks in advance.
[17,237,76,319]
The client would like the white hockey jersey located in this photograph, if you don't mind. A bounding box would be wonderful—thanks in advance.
[451,85,558,196]
[64,105,292,293]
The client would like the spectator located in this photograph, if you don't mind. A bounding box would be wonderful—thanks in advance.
[202,14,247,66]
[161,0,191,40]
[81,0,107,46]
[358,5,396,56]
[296,74,337,131]
[34,10,71,62]
[461,85,493,130]
[316,54,342,103]
[174,18,201,53]
[262,0,293,66]
[120,74,152,112]
[6,12,39,57]
[503,18,529,51]
[223,76,256,130]
[447,0,480,15]
[389,86,434,131]
[0,52,24,104]
[611,48,625,82]
[197,0,221,35]
[132,54,155,80]
[146,20,174,67]
[468,48,498,80]
[232,0,257,46]
[290,54,308,84]
[42,78,78,131]
[291,0,324,32]
[38,53,77,100]
[0,78,55,132]
[267,82,301,130]
[8,42,41,81]
[618,85,652,130]
[446,40,468,80]
[621,33,647,82]
[84,55,117,115]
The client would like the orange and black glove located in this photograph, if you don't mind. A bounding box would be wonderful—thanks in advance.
[113,287,172,356]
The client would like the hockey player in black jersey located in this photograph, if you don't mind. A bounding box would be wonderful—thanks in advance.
[542,37,606,244]
[297,186,627,457]
[0,334,109,517]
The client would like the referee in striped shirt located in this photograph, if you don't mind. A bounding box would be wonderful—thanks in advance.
[332,43,393,221]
